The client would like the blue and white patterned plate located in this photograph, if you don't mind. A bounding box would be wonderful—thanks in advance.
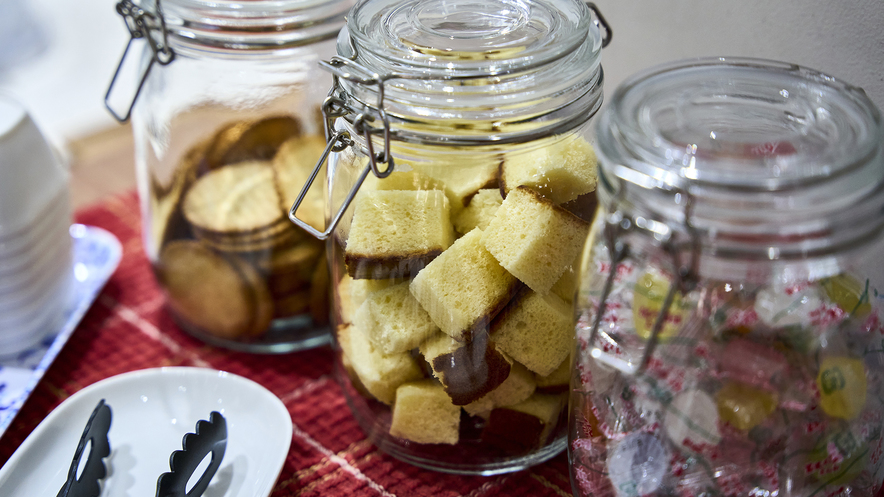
[0,224,121,438]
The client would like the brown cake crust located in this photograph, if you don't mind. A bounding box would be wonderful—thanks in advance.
[345,250,444,280]
[431,332,512,405]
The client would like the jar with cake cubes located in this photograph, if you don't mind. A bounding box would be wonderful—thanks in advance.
[286,0,610,474]
[104,0,354,352]
[569,57,884,497]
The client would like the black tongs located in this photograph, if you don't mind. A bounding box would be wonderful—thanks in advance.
[57,399,228,497]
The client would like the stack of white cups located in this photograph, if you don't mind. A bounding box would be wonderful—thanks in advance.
[0,93,74,357]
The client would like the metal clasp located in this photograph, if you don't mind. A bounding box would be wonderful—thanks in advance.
[585,2,612,48]
[587,188,699,375]
[289,3,611,239]
[288,57,398,240]
[105,0,175,122]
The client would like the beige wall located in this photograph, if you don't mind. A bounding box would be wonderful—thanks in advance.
[593,0,884,110]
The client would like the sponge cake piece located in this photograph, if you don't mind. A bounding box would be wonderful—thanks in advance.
[464,360,537,416]
[453,188,504,235]
[390,379,461,445]
[354,281,440,354]
[412,160,499,217]
[410,228,521,341]
[491,287,574,377]
[483,186,589,295]
[420,332,512,406]
[499,134,598,205]
[337,323,425,404]
[345,189,455,279]
[481,392,567,452]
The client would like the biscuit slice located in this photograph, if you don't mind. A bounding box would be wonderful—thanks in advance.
[272,289,311,319]
[483,186,589,295]
[206,116,302,168]
[158,240,273,340]
[453,188,503,236]
[149,137,206,258]
[338,320,424,404]
[345,189,454,279]
[491,287,574,377]
[390,379,460,445]
[500,135,598,205]
[260,241,324,297]
[183,161,285,235]
[420,332,512,406]
[272,133,328,231]
[354,282,440,355]
[410,228,520,341]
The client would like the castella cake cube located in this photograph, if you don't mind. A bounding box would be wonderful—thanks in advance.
[483,186,589,294]
[491,288,574,377]
[534,356,571,393]
[420,332,513,406]
[345,189,454,279]
[410,228,521,341]
[339,275,403,321]
[412,161,499,216]
[337,322,424,405]
[390,379,461,445]
[354,281,440,355]
[500,135,598,205]
[549,259,580,304]
[453,188,504,235]
[465,360,537,416]
[361,168,446,192]
[481,392,567,452]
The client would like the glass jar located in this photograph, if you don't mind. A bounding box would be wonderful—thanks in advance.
[105,0,353,352]
[569,58,884,497]
[289,0,609,474]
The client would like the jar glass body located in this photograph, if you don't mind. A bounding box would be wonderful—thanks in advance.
[314,0,606,474]
[569,58,884,497]
[328,125,599,474]
[130,0,349,352]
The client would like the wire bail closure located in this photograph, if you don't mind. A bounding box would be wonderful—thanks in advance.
[289,2,612,239]
[288,56,398,240]
[586,188,700,376]
[105,0,175,123]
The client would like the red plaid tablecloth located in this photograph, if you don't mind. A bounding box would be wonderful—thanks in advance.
[0,190,575,497]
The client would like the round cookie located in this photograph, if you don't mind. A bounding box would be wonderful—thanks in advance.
[182,161,285,235]
[158,240,273,339]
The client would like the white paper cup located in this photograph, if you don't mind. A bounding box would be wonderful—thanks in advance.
[0,93,73,357]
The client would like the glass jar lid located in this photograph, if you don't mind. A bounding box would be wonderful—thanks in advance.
[596,57,884,268]
[331,0,605,145]
[347,0,591,76]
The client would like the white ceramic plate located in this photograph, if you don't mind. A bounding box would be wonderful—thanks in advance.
[0,367,293,497]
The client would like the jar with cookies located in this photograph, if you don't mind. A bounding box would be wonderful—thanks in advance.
[105,0,354,352]
[287,0,610,474]
[569,58,884,497]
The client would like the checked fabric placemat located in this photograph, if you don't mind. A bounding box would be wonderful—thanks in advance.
[0,190,575,497]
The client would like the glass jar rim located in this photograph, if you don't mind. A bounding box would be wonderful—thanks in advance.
[595,56,884,267]
[154,0,353,51]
